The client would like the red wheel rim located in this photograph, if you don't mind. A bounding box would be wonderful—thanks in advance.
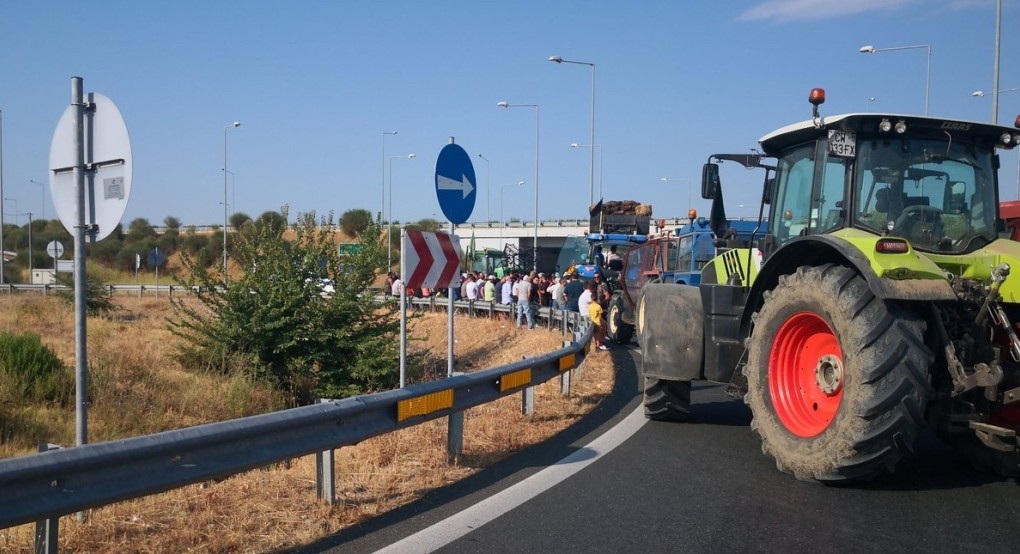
[768,311,844,438]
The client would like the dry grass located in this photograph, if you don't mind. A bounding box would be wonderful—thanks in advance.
[0,295,615,553]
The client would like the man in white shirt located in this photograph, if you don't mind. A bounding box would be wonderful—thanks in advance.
[547,278,562,309]
[501,276,514,304]
[578,283,593,317]
[465,275,479,301]
[391,275,403,297]
[516,275,535,329]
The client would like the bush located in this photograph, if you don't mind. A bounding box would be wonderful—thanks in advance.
[55,271,120,317]
[0,331,70,403]
[170,209,403,404]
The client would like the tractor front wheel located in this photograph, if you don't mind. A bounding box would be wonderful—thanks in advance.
[744,264,932,483]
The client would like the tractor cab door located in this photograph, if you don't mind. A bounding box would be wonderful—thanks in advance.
[764,138,850,258]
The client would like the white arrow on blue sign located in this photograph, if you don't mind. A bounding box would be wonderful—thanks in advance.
[434,143,477,225]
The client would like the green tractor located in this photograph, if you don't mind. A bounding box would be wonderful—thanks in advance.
[637,88,1020,482]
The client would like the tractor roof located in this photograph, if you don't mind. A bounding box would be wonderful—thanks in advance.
[758,113,1018,157]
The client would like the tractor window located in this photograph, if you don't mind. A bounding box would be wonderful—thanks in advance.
[813,146,849,234]
[853,137,997,252]
[770,143,816,245]
[677,235,694,272]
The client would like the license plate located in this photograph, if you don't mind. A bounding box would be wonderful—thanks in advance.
[828,130,856,157]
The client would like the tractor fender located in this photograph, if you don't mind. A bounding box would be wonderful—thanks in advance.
[637,283,704,381]
[738,235,956,341]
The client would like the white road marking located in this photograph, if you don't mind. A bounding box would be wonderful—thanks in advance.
[375,406,647,553]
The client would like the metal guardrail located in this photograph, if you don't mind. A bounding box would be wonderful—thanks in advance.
[0,302,593,531]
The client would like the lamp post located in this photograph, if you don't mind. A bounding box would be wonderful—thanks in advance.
[24,212,32,280]
[571,143,603,200]
[223,121,240,281]
[0,108,5,286]
[550,55,596,207]
[28,179,46,220]
[866,97,876,112]
[859,44,931,116]
[381,131,397,223]
[498,101,540,271]
[973,87,1020,198]
[388,153,415,268]
[500,181,525,247]
[661,177,690,218]
[477,153,491,223]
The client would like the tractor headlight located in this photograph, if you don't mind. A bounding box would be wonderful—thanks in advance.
[894,120,907,134]
[879,118,892,133]
[1001,132,1014,145]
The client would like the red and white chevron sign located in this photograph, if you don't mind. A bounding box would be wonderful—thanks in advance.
[401,230,462,290]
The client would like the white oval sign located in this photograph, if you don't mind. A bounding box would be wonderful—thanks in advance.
[49,93,132,242]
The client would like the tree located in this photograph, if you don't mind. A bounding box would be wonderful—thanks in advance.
[163,216,182,230]
[229,212,252,230]
[126,218,156,242]
[169,208,403,403]
[339,208,373,237]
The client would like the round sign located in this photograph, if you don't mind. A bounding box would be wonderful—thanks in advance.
[49,92,132,243]
[148,248,167,268]
[46,240,65,259]
[434,143,477,225]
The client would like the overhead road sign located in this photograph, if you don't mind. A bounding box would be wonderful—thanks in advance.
[434,142,477,225]
[402,230,462,290]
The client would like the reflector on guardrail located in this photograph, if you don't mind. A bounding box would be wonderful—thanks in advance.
[500,368,532,392]
[558,354,576,372]
[397,390,455,422]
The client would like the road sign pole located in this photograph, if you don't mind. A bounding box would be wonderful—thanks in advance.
[448,223,456,378]
[71,76,88,447]
[399,229,407,388]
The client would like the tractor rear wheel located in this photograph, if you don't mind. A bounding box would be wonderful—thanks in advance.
[744,264,932,483]
[607,293,634,344]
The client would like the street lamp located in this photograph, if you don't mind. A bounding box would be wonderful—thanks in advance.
[29,179,46,220]
[477,153,491,223]
[381,131,397,223]
[223,121,240,281]
[661,178,690,217]
[388,153,415,268]
[0,108,5,285]
[550,55,596,207]
[866,97,876,112]
[571,143,603,200]
[973,87,1020,198]
[498,101,540,272]
[500,181,525,246]
[859,44,931,116]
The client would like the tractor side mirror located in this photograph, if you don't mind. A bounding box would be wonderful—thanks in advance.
[701,163,720,200]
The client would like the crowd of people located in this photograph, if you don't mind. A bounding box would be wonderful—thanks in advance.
[384,268,613,350]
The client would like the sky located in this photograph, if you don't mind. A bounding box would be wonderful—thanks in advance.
[1,0,1018,232]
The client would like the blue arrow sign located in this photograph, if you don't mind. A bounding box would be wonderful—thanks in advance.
[434,143,477,225]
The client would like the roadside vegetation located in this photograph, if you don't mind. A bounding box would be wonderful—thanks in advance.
[0,296,613,552]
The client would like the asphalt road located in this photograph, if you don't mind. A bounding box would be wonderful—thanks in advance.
[302,345,1020,554]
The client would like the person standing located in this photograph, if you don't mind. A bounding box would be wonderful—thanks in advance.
[500,275,513,305]
[465,274,479,301]
[390,274,403,297]
[547,277,562,309]
[587,281,609,350]
[564,273,584,312]
[516,275,535,329]
[578,279,594,317]
[483,276,496,302]
[594,272,611,308]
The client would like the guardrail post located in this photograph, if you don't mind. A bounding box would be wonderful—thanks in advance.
[447,372,464,464]
[488,301,494,319]
[560,366,571,396]
[34,442,61,554]
[315,400,336,506]
[522,386,535,416]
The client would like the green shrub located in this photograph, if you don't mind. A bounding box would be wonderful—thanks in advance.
[0,331,71,404]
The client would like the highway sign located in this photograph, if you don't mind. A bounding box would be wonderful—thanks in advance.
[46,241,65,259]
[49,92,132,243]
[401,230,462,290]
[148,248,166,268]
[434,143,476,225]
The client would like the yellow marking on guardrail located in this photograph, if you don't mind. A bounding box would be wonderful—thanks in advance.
[397,390,454,422]
[500,368,533,392]
[559,353,576,372]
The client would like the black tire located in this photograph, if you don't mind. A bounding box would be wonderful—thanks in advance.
[607,293,634,344]
[643,377,691,421]
[744,264,933,483]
